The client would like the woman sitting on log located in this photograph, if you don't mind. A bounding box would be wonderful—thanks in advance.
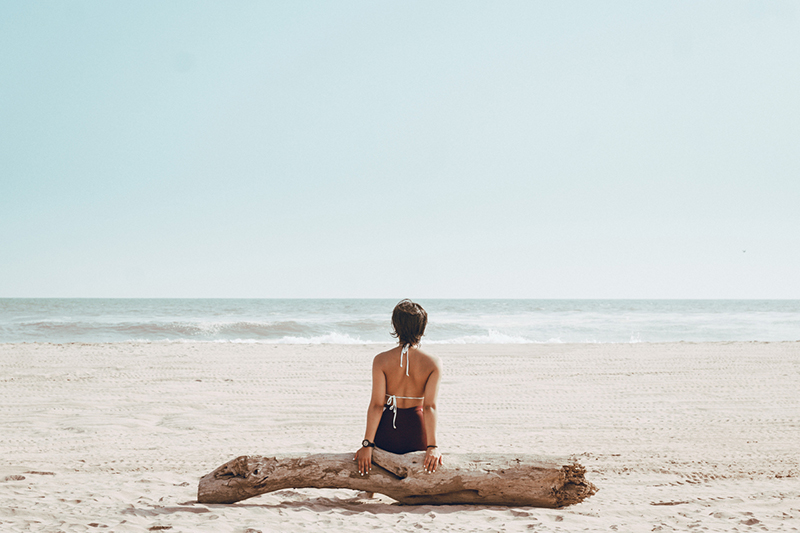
[355,299,443,476]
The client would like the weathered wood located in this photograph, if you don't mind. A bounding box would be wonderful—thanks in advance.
[198,449,597,507]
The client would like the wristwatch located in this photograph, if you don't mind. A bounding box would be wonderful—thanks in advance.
[361,439,375,448]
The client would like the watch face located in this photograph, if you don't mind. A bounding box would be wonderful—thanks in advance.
[362,439,372,447]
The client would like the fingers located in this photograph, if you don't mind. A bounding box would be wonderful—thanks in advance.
[423,451,443,473]
[424,455,438,473]
[354,452,363,475]
[355,452,372,476]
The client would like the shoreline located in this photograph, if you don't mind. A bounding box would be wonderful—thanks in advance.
[3,339,799,346]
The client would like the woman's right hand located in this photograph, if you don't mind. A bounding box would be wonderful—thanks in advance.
[355,445,373,476]
[424,447,443,473]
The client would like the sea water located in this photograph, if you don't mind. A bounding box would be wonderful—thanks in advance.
[1,299,798,343]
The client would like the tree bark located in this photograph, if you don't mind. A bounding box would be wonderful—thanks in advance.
[197,449,597,507]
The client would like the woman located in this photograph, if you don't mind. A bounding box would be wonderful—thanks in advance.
[355,299,443,475]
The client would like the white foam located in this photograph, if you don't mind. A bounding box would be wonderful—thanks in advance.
[428,329,534,344]
[273,332,379,344]
[122,335,379,344]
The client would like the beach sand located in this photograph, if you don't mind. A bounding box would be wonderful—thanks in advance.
[1,342,798,532]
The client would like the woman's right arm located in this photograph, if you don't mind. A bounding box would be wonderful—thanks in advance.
[355,356,385,475]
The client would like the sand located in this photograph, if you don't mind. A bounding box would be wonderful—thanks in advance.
[1,341,798,532]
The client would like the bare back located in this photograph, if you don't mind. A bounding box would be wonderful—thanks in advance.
[374,345,440,409]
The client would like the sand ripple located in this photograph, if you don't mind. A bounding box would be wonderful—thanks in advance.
[1,342,798,531]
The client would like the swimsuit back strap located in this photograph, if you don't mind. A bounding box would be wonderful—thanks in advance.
[400,344,410,376]
[384,394,425,429]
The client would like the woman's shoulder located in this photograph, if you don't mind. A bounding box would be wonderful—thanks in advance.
[414,347,442,371]
[372,347,398,367]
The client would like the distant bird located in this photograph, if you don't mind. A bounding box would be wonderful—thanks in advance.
[743,250,746,253]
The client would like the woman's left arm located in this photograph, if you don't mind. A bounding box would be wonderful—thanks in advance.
[422,357,443,473]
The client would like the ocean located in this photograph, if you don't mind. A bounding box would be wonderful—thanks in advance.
[1,299,798,344]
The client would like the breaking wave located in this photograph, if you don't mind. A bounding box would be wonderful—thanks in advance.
[2,299,800,343]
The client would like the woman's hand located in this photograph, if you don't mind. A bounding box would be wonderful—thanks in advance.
[424,446,443,473]
[354,445,373,475]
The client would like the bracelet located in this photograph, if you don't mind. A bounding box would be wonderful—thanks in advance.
[426,445,438,449]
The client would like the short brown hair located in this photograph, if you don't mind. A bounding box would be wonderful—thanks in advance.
[391,299,428,346]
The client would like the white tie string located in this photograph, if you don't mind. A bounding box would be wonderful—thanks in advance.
[385,394,399,429]
[400,344,410,376]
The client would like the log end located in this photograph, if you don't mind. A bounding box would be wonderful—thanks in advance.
[553,463,598,507]
[197,455,279,504]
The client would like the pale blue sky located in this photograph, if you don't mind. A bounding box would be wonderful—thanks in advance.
[2,1,799,298]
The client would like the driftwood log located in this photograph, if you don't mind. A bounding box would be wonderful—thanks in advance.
[198,449,596,507]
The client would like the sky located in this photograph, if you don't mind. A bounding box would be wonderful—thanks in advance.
[1,1,799,298]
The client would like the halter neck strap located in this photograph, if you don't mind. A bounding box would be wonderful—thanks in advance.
[400,344,410,376]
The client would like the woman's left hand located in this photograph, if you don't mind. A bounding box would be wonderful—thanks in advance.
[354,446,373,475]
[424,447,443,473]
